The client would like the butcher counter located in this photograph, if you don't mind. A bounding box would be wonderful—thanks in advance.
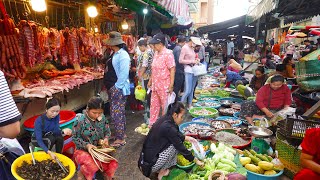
[14,78,103,133]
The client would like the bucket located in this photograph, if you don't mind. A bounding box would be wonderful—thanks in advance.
[247,170,283,180]
[23,111,76,132]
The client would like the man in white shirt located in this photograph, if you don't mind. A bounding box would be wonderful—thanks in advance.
[227,37,234,60]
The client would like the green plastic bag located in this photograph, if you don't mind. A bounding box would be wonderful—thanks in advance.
[135,84,146,101]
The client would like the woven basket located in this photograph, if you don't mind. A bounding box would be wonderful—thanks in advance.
[275,132,302,175]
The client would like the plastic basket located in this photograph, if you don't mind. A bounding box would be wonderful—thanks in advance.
[11,152,76,180]
[246,170,283,180]
[194,100,221,109]
[219,97,244,104]
[189,107,218,118]
[275,132,302,174]
[277,117,320,140]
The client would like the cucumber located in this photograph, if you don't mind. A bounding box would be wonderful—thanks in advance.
[256,154,269,162]
[267,155,273,162]
[250,149,257,156]
[244,150,253,157]
[249,155,262,165]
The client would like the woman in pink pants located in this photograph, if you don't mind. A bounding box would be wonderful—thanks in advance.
[148,33,176,126]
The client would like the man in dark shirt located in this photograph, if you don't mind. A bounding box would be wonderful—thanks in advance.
[302,40,312,57]
[173,36,186,100]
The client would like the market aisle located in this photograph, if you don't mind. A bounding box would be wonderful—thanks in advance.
[111,111,149,180]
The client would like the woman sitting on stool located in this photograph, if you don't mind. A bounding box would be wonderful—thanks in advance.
[32,97,72,160]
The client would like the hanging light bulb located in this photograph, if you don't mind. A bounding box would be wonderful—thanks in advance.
[30,0,47,12]
[87,5,98,18]
[121,20,129,30]
[143,8,148,15]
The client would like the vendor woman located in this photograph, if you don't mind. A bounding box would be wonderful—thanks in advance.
[72,96,118,180]
[32,98,72,160]
[139,102,204,180]
[240,75,292,125]
[294,128,320,179]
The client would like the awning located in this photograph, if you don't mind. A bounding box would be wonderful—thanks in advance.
[246,0,278,25]
[198,15,247,34]
[154,0,190,21]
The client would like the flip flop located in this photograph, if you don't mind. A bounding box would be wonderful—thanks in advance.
[110,141,126,148]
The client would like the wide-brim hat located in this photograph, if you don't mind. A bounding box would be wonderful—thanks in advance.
[190,37,202,46]
[103,31,125,46]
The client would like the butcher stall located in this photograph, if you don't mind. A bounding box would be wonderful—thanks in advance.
[0,0,137,129]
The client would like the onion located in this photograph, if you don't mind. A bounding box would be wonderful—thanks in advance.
[226,173,246,180]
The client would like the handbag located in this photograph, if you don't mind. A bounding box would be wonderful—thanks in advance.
[192,63,207,76]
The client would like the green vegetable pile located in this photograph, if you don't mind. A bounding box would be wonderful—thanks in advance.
[177,154,192,166]
[212,89,230,97]
[183,141,192,149]
[162,168,187,180]
[186,143,247,179]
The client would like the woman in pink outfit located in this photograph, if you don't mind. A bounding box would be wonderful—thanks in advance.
[148,33,176,125]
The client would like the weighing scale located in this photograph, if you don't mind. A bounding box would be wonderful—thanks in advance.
[249,126,273,154]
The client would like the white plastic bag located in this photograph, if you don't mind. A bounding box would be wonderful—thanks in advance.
[192,63,207,76]
[191,141,206,160]
[0,138,25,156]
[165,92,176,112]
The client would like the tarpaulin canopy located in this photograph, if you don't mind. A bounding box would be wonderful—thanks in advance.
[197,15,247,34]
[246,0,277,25]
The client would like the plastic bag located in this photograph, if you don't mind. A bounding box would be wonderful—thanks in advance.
[164,92,176,112]
[191,141,206,160]
[270,107,296,124]
[135,84,146,101]
[0,138,25,156]
[192,63,207,76]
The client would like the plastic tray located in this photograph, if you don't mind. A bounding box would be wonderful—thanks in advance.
[215,116,242,126]
[179,122,213,140]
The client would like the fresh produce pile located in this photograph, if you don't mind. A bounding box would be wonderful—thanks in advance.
[177,154,192,166]
[193,108,215,116]
[210,120,230,129]
[216,116,242,126]
[16,160,69,179]
[241,149,284,175]
[219,108,239,116]
[183,141,192,149]
[215,131,249,146]
[134,123,150,135]
[199,97,219,101]
[188,143,245,179]
[195,101,220,107]
[212,89,230,97]
[181,124,215,137]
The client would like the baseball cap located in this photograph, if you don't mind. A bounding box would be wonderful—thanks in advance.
[149,33,166,44]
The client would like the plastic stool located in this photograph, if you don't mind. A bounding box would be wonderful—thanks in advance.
[34,146,44,152]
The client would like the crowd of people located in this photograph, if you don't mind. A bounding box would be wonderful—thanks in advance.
[0,31,319,180]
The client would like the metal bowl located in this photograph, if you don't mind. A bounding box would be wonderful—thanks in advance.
[248,126,273,138]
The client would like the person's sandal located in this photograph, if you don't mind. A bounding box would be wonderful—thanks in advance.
[110,141,126,148]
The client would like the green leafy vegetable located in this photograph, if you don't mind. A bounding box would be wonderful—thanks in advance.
[234,153,247,176]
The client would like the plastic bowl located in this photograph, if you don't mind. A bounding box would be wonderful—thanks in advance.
[233,112,240,118]
[216,116,242,127]
[11,152,76,180]
[179,122,211,135]
[189,107,219,118]
[23,110,76,130]
[246,170,284,180]
[219,97,244,104]
[176,162,195,170]
[215,129,252,149]
[194,100,221,109]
